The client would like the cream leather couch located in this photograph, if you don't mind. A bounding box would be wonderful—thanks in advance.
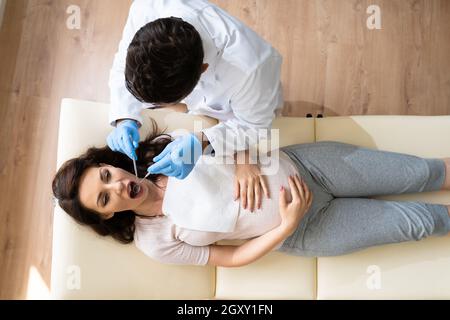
[52,98,450,299]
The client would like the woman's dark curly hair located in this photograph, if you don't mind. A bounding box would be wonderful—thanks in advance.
[52,121,172,244]
[125,17,204,104]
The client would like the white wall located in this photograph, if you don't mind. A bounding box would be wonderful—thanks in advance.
[0,0,6,29]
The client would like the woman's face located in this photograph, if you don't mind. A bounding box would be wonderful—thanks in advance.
[78,164,149,219]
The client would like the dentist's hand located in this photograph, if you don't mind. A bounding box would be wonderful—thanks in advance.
[107,119,140,160]
[147,133,202,179]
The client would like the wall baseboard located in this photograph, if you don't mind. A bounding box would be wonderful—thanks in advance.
[0,0,6,29]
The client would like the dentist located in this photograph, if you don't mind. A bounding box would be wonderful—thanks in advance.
[107,0,283,210]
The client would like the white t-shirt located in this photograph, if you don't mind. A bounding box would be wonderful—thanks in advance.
[134,151,299,265]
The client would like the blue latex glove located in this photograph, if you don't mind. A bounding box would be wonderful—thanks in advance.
[147,133,202,179]
[107,119,140,160]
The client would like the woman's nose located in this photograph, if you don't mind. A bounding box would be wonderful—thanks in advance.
[110,181,125,195]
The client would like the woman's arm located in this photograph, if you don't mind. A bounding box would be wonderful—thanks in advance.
[207,174,312,267]
[207,225,290,267]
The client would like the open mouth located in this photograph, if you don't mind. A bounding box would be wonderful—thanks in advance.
[129,181,142,199]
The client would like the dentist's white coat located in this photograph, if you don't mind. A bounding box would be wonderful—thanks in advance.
[109,0,283,156]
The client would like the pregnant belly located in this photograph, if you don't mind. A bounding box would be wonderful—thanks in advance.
[176,151,302,246]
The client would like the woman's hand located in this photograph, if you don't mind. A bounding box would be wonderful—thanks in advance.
[279,174,313,236]
[234,151,270,212]
[208,174,310,267]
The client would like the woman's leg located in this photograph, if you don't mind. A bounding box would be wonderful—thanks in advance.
[282,141,446,198]
[443,158,450,189]
[279,198,450,257]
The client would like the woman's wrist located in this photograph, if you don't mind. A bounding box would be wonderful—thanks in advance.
[278,220,297,237]
[234,149,259,165]
[232,222,292,266]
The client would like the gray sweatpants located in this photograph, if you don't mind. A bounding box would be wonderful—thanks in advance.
[277,141,450,257]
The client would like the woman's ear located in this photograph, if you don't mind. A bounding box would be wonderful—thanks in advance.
[201,63,209,74]
[103,212,115,220]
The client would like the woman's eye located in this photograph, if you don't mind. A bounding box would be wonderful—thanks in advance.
[103,193,109,206]
[102,169,111,182]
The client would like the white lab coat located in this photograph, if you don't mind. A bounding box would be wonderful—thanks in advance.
[109,0,283,156]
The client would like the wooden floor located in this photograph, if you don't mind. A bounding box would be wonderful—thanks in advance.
[0,0,449,299]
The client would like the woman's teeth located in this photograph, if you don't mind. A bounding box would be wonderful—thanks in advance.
[131,182,141,198]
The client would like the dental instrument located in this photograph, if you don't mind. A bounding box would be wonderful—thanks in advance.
[129,134,138,178]
[139,172,151,184]
[132,158,138,178]
[131,172,151,195]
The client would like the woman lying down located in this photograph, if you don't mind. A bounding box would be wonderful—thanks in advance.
[52,126,450,267]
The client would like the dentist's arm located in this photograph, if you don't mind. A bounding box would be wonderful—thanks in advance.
[207,175,313,267]
[201,54,283,158]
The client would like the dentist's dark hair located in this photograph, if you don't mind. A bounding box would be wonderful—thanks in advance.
[125,17,204,104]
[52,120,172,244]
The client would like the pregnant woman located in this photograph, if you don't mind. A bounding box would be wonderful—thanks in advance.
[52,126,450,267]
